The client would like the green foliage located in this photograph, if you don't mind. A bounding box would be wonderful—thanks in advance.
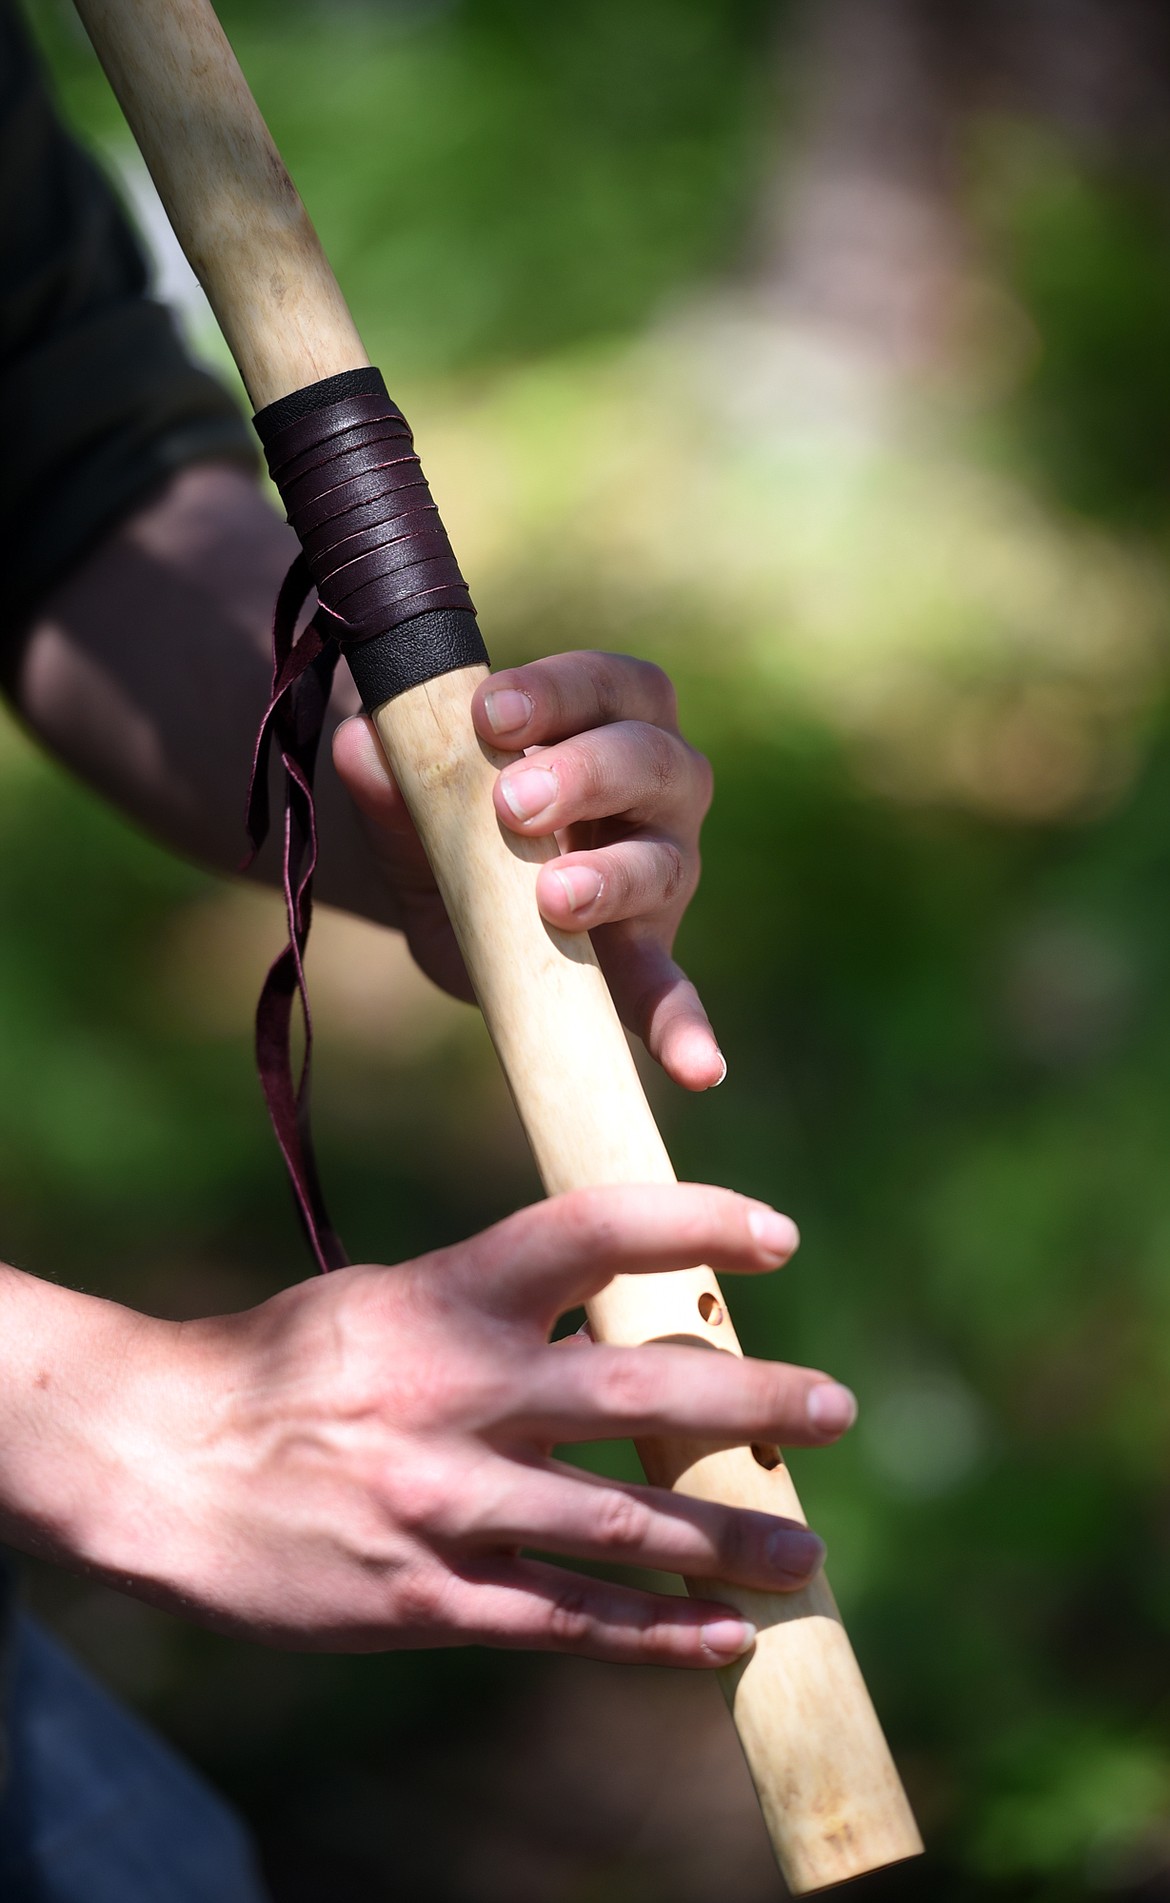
[36,0,776,374]
[977,126,1170,525]
[670,693,1170,1892]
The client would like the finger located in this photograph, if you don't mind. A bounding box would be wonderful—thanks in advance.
[533,1329,591,1459]
[473,651,679,750]
[549,1321,594,1346]
[331,714,419,845]
[535,836,695,933]
[590,932,724,1091]
[494,722,707,835]
[443,1182,800,1320]
[511,1342,857,1448]
[459,1458,825,1591]
[445,1554,762,1669]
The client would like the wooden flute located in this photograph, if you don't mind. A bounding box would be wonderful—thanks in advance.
[70,0,922,1887]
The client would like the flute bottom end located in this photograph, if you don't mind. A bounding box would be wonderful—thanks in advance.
[781,1825,924,1895]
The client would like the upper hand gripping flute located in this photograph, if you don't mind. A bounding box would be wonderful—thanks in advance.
[70,0,922,1886]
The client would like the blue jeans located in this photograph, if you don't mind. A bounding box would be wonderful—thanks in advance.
[0,1603,271,1903]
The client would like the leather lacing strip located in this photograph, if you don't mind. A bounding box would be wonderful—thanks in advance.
[243,368,489,1271]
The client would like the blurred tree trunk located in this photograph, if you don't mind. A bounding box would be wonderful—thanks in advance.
[751,0,970,375]
[980,0,1170,166]
[746,0,1170,384]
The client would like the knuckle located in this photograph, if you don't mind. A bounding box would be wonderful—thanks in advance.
[555,1187,618,1256]
[597,1351,660,1420]
[465,1365,518,1426]
[642,724,679,797]
[751,1363,786,1428]
[378,1355,462,1432]
[392,1566,447,1630]
[383,1463,448,1536]
[548,1582,596,1646]
[710,1506,754,1577]
[601,850,636,912]
[592,1489,651,1554]
[656,839,687,905]
[588,652,625,726]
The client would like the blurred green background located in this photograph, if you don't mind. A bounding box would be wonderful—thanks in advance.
[11,0,1170,1896]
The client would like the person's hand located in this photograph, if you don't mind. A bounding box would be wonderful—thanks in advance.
[30,1187,856,1666]
[332,652,721,1090]
[12,475,717,1082]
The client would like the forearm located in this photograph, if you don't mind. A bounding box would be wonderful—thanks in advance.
[3,462,400,927]
[0,1260,163,1573]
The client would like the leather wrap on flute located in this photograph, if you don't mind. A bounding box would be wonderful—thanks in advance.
[72,0,922,1887]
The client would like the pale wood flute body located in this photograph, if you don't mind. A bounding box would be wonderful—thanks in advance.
[71,0,922,1886]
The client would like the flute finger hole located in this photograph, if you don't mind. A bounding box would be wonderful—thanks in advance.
[697,1293,723,1326]
[751,1443,782,1471]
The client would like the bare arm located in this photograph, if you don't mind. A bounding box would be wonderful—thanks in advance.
[5,461,395,922]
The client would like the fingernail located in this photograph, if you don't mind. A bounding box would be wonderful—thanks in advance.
[807,1382,858,1433]
[709,1050,728,1088]
[701,1617,757,1661]
[484,688,534,735]
[768,1526,825,1582]
[747,1208,799,1262]
[501,765,558,820]
[553,866,602,911]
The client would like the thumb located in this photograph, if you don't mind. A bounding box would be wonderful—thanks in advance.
[331,714,417,838]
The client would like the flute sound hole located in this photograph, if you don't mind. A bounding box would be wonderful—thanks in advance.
[751,1443,782,1471]
[697,1293,723,1326]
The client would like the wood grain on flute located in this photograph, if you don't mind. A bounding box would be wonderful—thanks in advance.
[71,0,923,1887]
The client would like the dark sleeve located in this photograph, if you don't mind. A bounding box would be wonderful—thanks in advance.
[0,1,257,628]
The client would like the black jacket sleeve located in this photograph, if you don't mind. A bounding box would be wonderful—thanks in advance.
[1,0,256,629]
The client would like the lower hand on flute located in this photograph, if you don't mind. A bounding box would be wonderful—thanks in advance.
[3,461,852,1662]
[0,1184,851,1660]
